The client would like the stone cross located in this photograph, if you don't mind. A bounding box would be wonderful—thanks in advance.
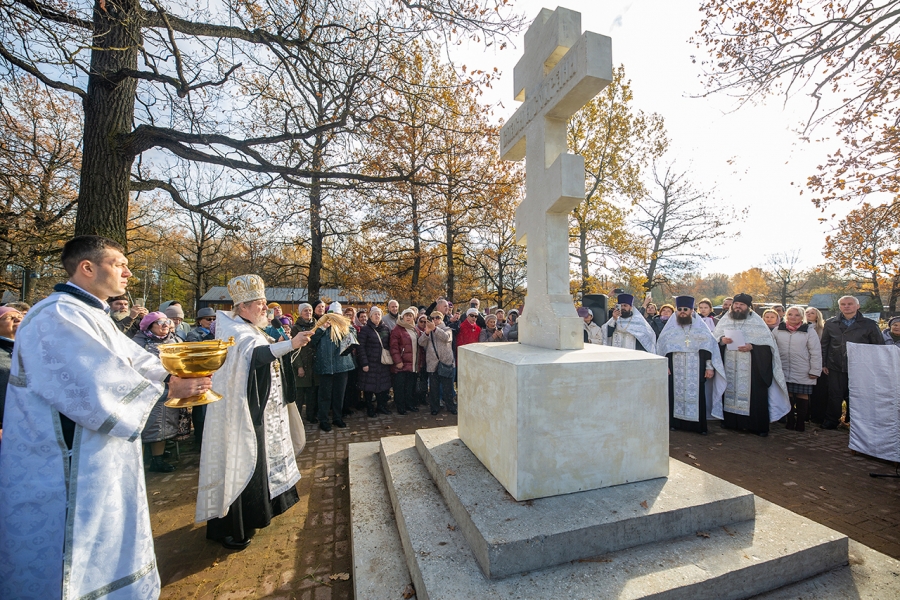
[500,8,612,350]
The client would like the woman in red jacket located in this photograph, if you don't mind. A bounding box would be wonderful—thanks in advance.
[390,307,421,414]
[456,307,482,347]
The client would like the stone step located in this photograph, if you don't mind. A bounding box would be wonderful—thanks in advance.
[348,442,416,600]
[415,426,756,578]
[378,434,850,600]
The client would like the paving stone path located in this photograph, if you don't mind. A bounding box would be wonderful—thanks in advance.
[149,410,898,599]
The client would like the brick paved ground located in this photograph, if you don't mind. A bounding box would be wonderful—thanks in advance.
[150,409,899,599]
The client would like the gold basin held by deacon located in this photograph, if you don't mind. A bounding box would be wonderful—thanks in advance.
[160,336,235,408]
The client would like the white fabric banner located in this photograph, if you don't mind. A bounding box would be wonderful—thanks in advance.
[848,343,900,462]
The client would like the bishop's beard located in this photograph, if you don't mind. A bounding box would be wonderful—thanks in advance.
[730,308,748,320]
[676,314,692,325]
[620,309,633,319]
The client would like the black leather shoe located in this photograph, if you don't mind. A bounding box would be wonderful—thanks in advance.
[449,409,457,415]
[308,417,319,424]
[431,410,438,415]
[332,420,347,428]
[376,406,391,415]
[821,421,838,430]
[222,536,251,550]
[367,409,376,417]
[397,410,407,415]
[757,432,768,437]
[408,406,419,412]
[148,456,175,473]
[319,422,332,432]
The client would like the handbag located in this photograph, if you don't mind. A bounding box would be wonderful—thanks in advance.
[377,329,394,365]
[339,327,359,356]
[430,330,455,379]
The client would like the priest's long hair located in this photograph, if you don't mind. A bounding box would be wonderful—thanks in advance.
[316,313,350,343]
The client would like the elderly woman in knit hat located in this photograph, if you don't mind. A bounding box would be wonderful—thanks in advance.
[390,307,422,415]
[132,311,182,472]
[310,302,356,431]
[164,304,190,339]
[290,303,320,422]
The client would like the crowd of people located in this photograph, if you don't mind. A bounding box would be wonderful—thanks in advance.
[0,234,897,599]
[590,291,893,437]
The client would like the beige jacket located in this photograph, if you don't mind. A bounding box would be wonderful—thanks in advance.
[772,324,822,384]
[418,324,454,373]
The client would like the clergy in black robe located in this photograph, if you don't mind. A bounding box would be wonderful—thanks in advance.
[713,294,790,437]
[657,297,727,435]
[196,274,313,550]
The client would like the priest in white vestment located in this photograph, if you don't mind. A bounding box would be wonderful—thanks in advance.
[195,274,313,550]
[0,236,212,600]
[714,293,790,436]
[656,296,727,435]
[604,293,657,353]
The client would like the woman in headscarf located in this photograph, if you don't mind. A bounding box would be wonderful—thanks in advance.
[309,303,355,432]
[357,306,394,416]
[353,309,368,332]
[390,307,422,415]
[291,303,320,423]
[133,312,181,472]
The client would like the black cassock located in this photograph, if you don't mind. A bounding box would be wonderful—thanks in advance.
[665,349,712,434]
[207,344,299,543]
[718,344,774,435]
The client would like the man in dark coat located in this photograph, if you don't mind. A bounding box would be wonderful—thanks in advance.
[820,295,884,429]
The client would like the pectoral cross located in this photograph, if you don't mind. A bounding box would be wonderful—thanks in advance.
[499,7,612,350]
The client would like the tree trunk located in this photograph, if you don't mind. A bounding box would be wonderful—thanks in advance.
[445,216,455,302]
[578,220,589,296]
[307,135,324,304]
[889,270,900,315]
[410,188,421,307]
[75,0,141,245]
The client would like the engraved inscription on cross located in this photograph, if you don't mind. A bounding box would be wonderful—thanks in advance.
[499,7,612,350]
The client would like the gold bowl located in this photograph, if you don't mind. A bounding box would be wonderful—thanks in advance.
[160,337,235,408]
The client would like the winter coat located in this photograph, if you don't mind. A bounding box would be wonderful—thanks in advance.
[291,318,319,387]
[583,321,604,345]
[310,326,355,376]
[356,321,393,392]
[185,326,214,342]
[0,337,12,428]
[457,319,481,347]
[132,329,181,356]
[418,324,455,373]
[479,327,508,343]
[820,311,884,372]
[389,325,422,374]
[884,330,900,348]
[649,316,666,338]
[773,323,822,384]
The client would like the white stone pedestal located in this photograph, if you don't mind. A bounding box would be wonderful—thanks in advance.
[457,343,669,501]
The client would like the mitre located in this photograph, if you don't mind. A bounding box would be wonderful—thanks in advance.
[227,274,266,305]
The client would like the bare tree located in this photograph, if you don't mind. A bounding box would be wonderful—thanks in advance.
[765,250,809,308]
[632,162,743,291]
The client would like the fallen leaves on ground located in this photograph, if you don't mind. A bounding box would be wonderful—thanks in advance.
[787,457,797,463]
[447,524,456,531]
[686,453,697,460]
[446,469,456,477]
[329,572,350,581]
[402,584,416,598]
[640,500,648,509]
[697,531,710,538]
[819,486,827,491]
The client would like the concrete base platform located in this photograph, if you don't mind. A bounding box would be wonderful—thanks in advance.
[350,433,900,599]
[415,426,756,578]
[457,342,669,500]
[348,442,417,600]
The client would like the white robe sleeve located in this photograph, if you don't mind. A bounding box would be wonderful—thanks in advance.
[19,302,166,441]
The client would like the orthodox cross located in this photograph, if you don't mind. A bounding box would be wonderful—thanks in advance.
[499,7,612,350]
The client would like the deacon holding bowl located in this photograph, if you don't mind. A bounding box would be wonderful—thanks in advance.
[195,274,314,550]
[0,236,213,600]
